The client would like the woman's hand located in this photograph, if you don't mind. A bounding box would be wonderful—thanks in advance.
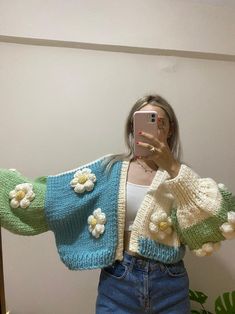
[136,131,180,178]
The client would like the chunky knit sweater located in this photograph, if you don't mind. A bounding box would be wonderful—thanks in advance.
[0,154,234,270]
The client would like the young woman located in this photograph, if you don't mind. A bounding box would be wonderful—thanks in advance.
[95,94,190,313]
[0,94,234,314]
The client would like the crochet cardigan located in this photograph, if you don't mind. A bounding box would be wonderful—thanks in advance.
[0,154,234,270]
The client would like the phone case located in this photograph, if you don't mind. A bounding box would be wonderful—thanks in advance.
[133,111,158,157]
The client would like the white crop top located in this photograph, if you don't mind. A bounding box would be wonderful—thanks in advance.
[125,181,149,231]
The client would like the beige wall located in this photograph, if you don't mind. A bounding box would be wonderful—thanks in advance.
[0,1,234,313]
[1,0,235,55]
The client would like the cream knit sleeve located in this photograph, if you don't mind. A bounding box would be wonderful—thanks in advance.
[0,168,49,235]
[165,164,235,257]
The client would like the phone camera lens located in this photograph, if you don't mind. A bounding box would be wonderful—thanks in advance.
[151,118,155,122]
[151,114,155,117]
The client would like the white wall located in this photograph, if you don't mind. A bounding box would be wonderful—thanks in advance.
[0,0,235,55]
[0,1,235,313]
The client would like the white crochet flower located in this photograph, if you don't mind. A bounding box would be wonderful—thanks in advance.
[9,183,35,209]
[70,168,96,194]
[218,183,227,190]
[87,208,106,238]
[193,242,221,257]
[219,211,235,240]
[149,211,173,240]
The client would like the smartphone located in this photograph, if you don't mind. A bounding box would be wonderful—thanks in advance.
[133,111,158,157]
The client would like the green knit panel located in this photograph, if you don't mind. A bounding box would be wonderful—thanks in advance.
[172,187,235,250]
[217,186,235,219]
[0,169,49,235]
[180,217,225,250]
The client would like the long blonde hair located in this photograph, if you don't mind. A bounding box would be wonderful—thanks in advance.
[102,94,183,172]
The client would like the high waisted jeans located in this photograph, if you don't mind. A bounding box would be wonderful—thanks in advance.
[96,251,191,314]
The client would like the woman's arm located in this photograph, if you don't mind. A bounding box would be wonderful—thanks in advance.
[165,165,235,256]
[0,168,49,235]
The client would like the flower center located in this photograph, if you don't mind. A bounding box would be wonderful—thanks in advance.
[159,221,169,231]
[15,190,26,200]
[90,218,97,226]
[78,174,88,184]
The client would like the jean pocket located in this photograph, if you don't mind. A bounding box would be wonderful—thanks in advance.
[102,261,128,280]
[164,261,187,278]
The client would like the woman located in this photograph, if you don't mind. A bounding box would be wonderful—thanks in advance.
[0,94,234,314]
[96,94,192,313]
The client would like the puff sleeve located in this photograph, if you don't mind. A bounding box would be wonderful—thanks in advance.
[165,165,235,257]
[0,168,49,235]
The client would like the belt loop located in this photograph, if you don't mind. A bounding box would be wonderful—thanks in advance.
[146,260,150,272]
[128,256,135,272]
[159,262,166,272]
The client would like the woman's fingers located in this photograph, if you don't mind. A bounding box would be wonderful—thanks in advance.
[138,131,161,147]
[136,140,160,153]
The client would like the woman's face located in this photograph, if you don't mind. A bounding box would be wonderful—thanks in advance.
[138,104,172,144]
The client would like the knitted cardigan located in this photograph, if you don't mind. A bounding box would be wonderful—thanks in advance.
[0,154,234,270]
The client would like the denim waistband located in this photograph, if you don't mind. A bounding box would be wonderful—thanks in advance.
[122,250,185,272]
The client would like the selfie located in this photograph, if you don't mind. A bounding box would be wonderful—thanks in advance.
[0,1,235,313]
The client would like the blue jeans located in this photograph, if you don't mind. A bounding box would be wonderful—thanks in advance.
[96,251,191,314]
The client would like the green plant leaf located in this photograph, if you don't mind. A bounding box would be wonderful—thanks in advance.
[215,291,235,314]
[189,289,208,304]
[191,310,213,314]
